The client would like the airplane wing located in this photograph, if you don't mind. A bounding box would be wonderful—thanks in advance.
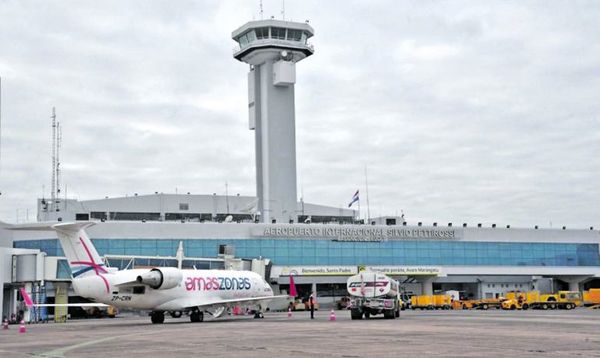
[20,288,108,308]
[29,303,109,307]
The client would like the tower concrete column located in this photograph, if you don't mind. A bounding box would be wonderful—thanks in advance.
[232,19,314,224]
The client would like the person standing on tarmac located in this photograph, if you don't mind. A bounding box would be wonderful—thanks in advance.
[309,293,316,319]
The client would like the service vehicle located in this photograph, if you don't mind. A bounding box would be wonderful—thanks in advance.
[347,272,401,320]
[433,294,452,309]
[470,298,504,310]
[583,289,600,306]
[410,295,451,310]
[411,295,434,310]
[501,291,581,310]
[452,299,476,310]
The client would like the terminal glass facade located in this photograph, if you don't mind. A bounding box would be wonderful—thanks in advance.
[14,238,600,267]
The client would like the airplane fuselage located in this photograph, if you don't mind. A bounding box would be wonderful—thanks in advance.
[72,269,273,311]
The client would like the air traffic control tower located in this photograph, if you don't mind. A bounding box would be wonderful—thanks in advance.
[232,20,314,224]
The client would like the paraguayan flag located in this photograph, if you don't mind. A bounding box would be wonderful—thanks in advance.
[348,190,359,208]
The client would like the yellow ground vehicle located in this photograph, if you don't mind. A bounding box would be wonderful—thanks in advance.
[452,300,475,310]
[85,305,118,318]
[583,289,600,306]
[501,291,581,310]
[107,305,118,318]
[471,298,504,310]
[411,295,434,310]
[410,295,451,310]
[291,298,319,311]
[433,295,452,310]
[541,291,582,309]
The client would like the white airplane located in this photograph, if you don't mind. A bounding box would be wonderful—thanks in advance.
[38,222,286,324]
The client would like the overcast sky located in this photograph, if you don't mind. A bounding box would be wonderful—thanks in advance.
[0,0,599,228]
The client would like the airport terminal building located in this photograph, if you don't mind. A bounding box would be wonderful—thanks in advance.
[3,202,600,317]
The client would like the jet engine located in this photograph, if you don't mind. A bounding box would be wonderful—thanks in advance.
[136,267,183,290]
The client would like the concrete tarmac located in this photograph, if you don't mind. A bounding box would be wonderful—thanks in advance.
[1,309,600,357]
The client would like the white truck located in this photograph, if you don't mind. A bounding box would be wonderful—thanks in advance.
[347,272,401,320]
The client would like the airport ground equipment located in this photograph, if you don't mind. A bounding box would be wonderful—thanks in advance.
[452,299,476,310]
[470,298,504,310]
[347,272,401,320]
[410,295,452,310]
[433,295,452,309]
[583,289,600,306]
[411,295,433,310]
[501,291,582,310]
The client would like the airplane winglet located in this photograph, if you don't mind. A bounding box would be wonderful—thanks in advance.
[20,288,34,308]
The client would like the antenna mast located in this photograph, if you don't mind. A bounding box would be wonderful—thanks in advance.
[225,181,230,214]
[51,107,56,211]
[56,120,62,209]
[259,0,263,19]
[0,76,2,196]
[281,0,285,20]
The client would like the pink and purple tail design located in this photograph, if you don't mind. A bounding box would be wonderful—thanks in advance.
[70,237,110,293]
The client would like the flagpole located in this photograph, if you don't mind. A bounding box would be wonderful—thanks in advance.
[364,166,371,224]
[357,195,361,224]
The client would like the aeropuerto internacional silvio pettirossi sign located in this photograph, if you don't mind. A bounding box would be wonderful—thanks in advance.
[254,226,462,241]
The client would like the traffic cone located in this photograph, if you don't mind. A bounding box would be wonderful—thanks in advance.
[329,309,336,321]
[287,307,292,318]
[2,319,8,330]
[18,320,26,334]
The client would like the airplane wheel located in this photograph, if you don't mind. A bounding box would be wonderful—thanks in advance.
[170,311,182,318]
[190,311,204,323]
[254,312,264,319]
[151,311,165,324]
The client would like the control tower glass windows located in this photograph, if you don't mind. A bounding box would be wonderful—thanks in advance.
[271,27,286,40]
[238,34,249,47]
[287,29,302,41]
[255,27,269,40]
[301,32,307,43]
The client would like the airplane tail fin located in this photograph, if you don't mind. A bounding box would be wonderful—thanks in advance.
[52,222,108,278]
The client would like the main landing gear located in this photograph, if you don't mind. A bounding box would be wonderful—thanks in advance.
[150,311,165,324]
[190,310,204,323]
